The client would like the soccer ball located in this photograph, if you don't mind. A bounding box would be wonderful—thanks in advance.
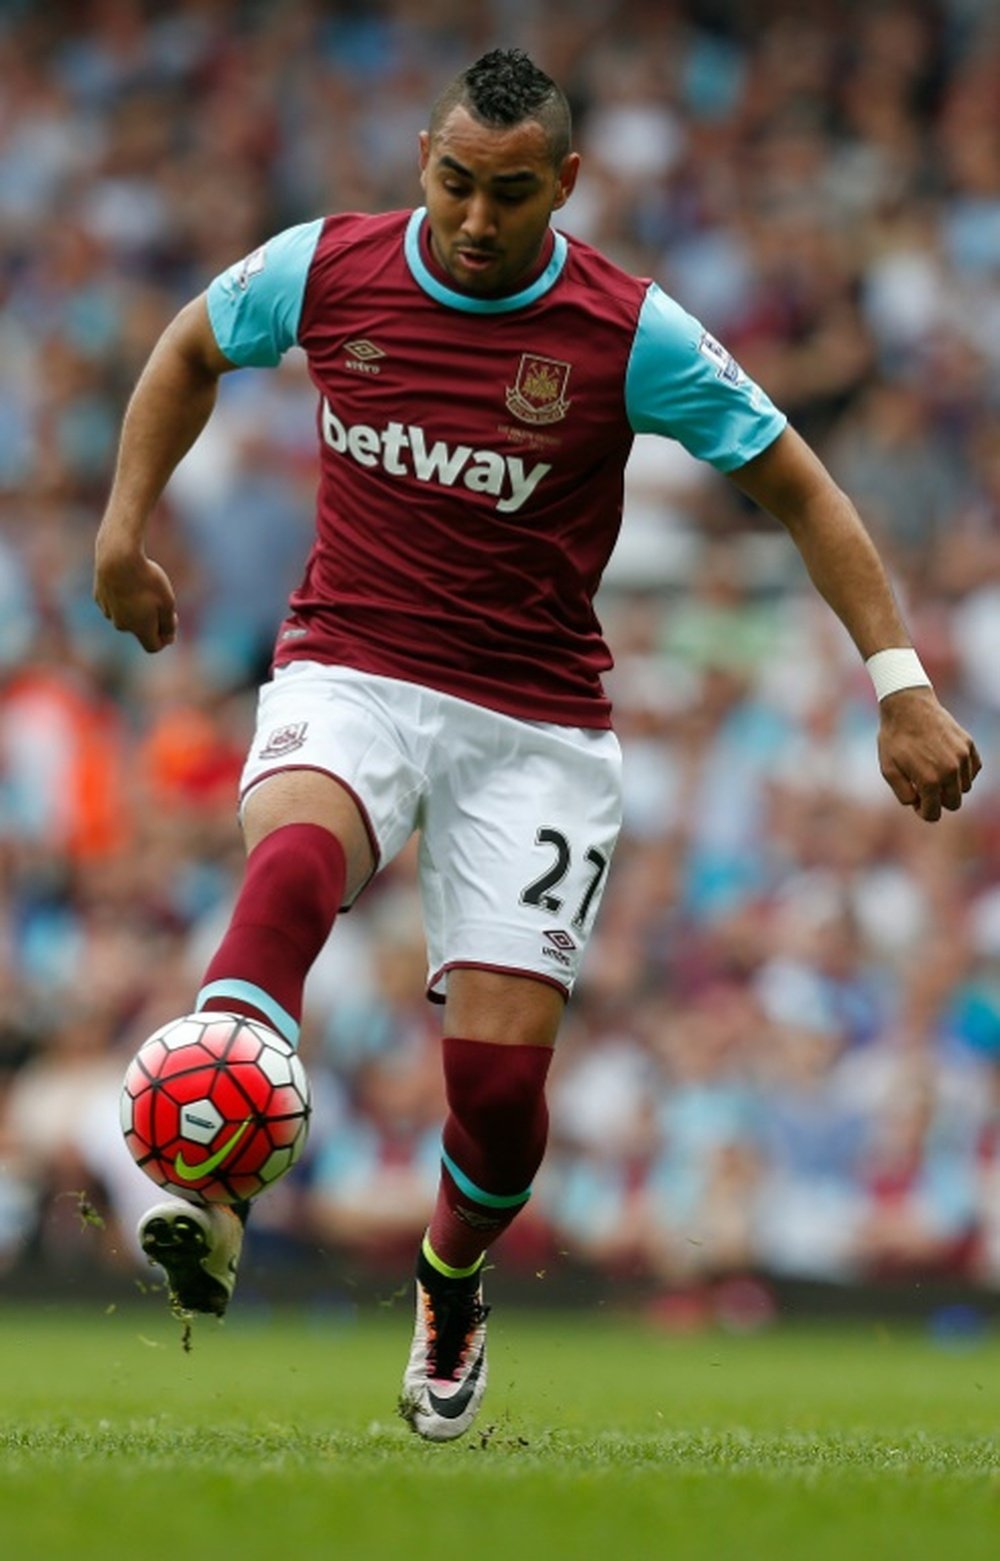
[120,1012,311,1204]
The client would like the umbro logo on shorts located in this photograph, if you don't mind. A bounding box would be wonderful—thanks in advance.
[260,722,309,758]
[541,928,577,967]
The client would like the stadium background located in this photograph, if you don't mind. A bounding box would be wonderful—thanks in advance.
[2,0,1000,1327]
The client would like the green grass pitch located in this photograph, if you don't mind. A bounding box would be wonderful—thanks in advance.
[1,1302,999,1560]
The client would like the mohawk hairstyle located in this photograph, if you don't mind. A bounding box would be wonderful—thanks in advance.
[429,48,572,166]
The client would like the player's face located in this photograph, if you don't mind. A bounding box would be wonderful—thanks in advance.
[419,106,579,296]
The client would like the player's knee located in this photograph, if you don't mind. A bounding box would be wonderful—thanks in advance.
[444,1036,552,1139]
[240,823,347,945]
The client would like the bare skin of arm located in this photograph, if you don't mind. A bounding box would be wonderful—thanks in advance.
[729,426,981,823]
[93,294,234,652]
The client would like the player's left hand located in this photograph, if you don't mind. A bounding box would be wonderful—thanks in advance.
[877,687,981,822]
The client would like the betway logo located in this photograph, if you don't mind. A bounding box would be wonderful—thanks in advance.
[321,399,550,515]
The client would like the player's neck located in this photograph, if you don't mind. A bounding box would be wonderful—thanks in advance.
[420,214,555,299]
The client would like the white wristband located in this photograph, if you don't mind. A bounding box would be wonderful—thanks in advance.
[865,647,932,702]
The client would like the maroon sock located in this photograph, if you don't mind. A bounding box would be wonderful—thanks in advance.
[427,1035,553,1272]
[197,822,347,1047]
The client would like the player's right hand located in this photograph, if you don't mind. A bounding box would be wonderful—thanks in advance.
[93,549,178,652]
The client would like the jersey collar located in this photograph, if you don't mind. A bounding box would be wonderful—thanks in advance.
[404,207,568,313]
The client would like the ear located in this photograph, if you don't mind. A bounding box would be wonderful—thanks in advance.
[551,151,580,211]
[418,129,432,195]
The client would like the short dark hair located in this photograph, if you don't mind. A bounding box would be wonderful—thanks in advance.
[429,49,572,166]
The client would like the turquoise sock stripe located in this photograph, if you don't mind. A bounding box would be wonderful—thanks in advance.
[195,980,300,1048]
[441,1146,532,1209]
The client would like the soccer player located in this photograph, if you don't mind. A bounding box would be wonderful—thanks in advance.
[94,49,980,1440]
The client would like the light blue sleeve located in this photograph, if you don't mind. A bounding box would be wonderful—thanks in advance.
[205,218,324,368]
[625,282,787,472]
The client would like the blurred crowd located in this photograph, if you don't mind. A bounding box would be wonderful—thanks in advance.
[4,0,1000,1313]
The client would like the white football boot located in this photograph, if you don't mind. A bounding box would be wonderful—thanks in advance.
[400,1250,490,1441]
[138,1199,244,1317]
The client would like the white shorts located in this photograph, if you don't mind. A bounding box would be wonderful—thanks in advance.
[240,662,623,1000]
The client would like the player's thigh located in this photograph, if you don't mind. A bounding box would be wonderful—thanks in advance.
[443,967,566,1047]
[239,662,427,900]
[242,768,375,898]
[421,709,623,1003]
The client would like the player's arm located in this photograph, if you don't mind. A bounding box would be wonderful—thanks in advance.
[728,425,981,822]
[94,294,236,653]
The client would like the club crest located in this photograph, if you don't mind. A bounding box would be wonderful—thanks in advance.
[505,353,572,425]
[259,722,309,759]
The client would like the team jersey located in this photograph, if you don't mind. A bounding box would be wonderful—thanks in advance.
[206,209,786,727]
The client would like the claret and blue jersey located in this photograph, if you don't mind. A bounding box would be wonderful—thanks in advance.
[206,207,786,728]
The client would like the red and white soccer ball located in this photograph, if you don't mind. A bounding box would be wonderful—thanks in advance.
[120,1012,311,1205]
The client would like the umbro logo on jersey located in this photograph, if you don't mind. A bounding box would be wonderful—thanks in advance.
[343,339,386,375]
[345,339,385,360]
[321,398,551,514]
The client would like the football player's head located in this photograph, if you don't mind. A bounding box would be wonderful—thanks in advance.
[419,49,579,297]
[429,48,573,168]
